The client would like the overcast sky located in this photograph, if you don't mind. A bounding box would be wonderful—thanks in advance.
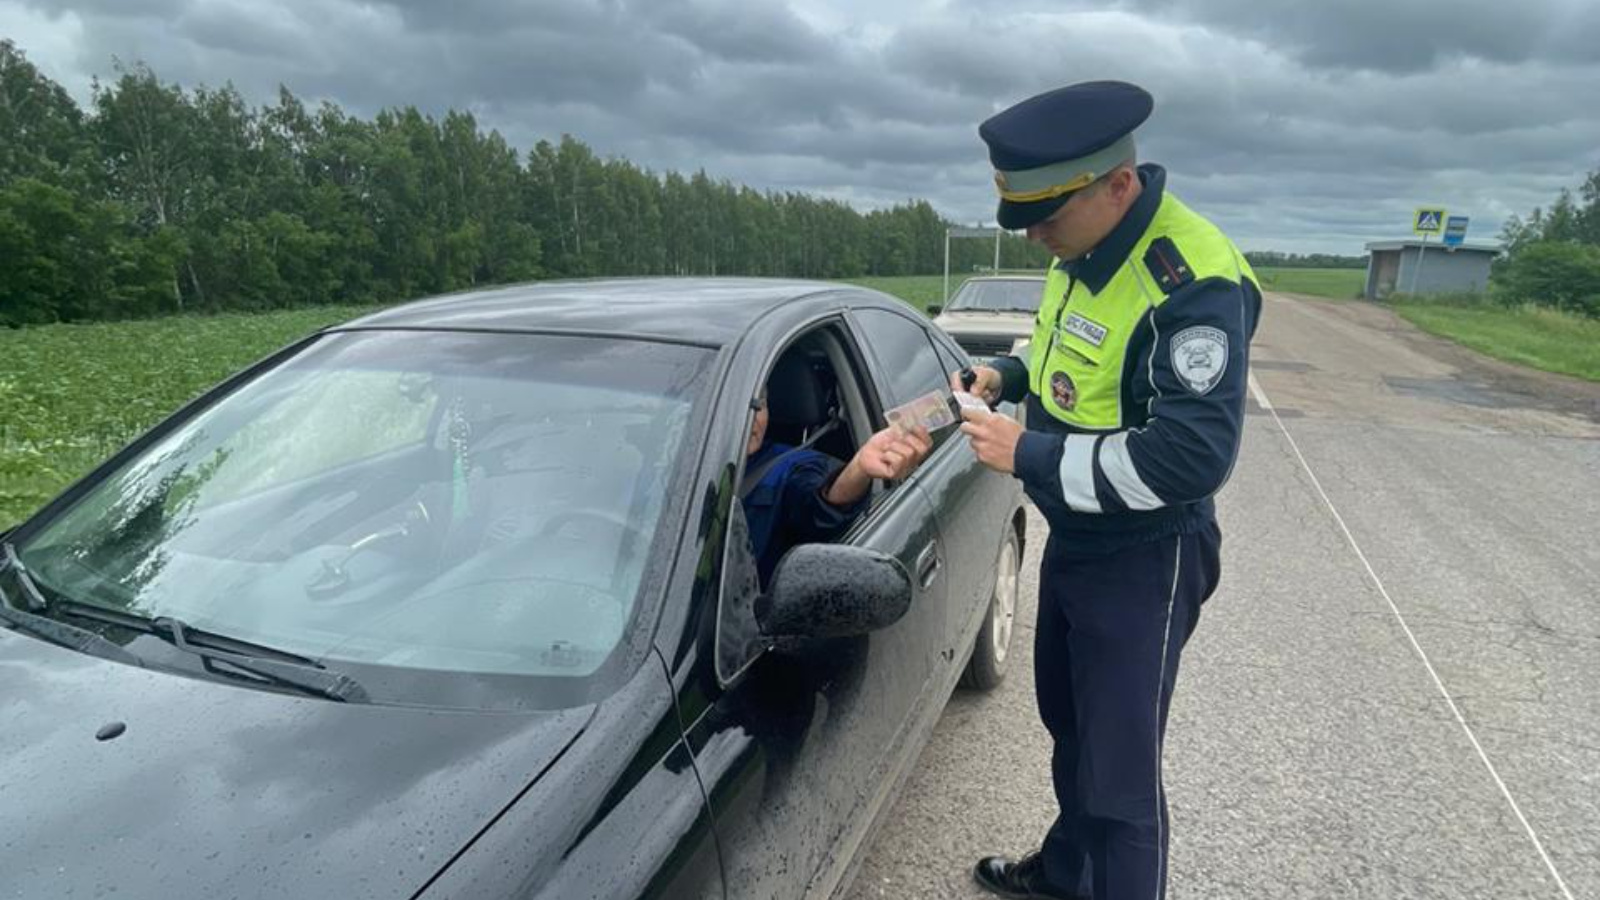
[5,0,1599,255]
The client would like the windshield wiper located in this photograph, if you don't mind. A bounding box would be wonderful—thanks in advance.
[1,546,144,665]
[2,542,47,611]
[53,599,317,663]
[2,544,364,702]
[0,600,146,665]
[52,599,369,704]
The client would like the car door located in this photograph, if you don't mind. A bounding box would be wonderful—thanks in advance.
[677,316,948,900]
[925,325,1027,658]
[852,304,1002,669]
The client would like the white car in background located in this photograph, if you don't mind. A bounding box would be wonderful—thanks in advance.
[928,275,1046,361]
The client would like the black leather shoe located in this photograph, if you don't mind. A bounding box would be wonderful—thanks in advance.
[972,851,1084,899]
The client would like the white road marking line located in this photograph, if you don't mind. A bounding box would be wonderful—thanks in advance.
[1154,539,1181,898]
[1247,372,1272,411]
[1251,375,1576,900]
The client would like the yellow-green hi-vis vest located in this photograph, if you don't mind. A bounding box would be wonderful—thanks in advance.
[1026,193,1259,430]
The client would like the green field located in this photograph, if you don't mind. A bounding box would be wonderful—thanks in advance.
[844,274,979,312]
[1253,266,1365,299]
[1394,302,1600,382]
[0,304,378,528]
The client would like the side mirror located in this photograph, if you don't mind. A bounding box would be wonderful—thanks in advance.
[926,304,943,317]
[756,544,912,639]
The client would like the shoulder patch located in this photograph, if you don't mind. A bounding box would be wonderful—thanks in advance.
[1143,237,1194,294]
[1170,326,1228,395]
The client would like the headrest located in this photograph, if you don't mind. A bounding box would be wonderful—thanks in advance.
[765,352,829,427]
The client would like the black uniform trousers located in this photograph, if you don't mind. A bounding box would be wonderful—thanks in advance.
[1035,520,1221,900]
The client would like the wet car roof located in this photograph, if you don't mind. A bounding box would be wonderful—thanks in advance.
[336,277,848,347]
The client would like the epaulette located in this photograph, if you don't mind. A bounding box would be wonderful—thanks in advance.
[1143,237,1195,294]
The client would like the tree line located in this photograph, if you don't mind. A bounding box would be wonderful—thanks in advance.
[1242,251,1365,269]
[0,40,1051,328]
[1493,171,1600,317]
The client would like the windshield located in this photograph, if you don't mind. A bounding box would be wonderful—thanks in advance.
[12,330,711,708]
[948,279,1045,313]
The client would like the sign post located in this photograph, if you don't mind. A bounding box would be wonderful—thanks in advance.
[1410,207,1447,295]
[1442,215,1469,248]
[944,226,1004,305]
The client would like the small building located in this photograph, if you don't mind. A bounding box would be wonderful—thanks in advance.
[1363,240,1501,299]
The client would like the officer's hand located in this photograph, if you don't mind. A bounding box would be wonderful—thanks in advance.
[856,425,933,481]
[959,406,1023,474]
[950,365,1003,406]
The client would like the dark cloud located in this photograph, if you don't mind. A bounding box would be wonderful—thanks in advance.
[881,21,1030,99]
[3,0,1598,254]
[954,0,1600,73]
[176,1,315,60]
[637,0,837,65]
[1140,0,1565,73]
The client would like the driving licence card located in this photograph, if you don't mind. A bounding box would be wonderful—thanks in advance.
[886,389,957,434]
[952,391,991,415]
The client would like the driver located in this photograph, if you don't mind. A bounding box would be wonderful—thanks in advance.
[742,383,933,587]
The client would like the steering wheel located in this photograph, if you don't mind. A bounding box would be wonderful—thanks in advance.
[527,509,652,604]
[305,501,432,601]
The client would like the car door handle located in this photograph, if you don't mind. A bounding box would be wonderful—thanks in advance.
[915,541,940,588]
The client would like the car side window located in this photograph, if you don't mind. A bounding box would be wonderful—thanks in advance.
[854,308,950,406]
[715,324,878,685]
[854,308,957,451]
[931,333,971,381]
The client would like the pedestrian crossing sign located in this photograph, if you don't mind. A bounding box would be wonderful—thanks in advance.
[1413,208,1447,235]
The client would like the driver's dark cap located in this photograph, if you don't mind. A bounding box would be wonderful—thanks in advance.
[980,81,1153,230]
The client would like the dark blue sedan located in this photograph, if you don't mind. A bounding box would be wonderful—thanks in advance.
[0,278,1026,899]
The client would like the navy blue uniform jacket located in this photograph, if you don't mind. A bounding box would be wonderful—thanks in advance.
[993,166,1262,557]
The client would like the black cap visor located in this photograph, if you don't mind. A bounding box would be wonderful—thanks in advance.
[997,193,1070,231]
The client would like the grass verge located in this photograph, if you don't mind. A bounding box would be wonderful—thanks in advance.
[1392,298,1600,382]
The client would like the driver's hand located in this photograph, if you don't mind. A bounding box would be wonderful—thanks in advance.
[857,425,932,481]
[951,365,1003,406]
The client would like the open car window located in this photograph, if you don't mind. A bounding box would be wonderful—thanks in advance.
[715,324,877,684]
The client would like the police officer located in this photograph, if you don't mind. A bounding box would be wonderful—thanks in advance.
[954,81,1261,900]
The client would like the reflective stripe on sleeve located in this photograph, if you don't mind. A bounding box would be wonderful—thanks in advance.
[1100,430,1166,511]
[1058,433,1101,513]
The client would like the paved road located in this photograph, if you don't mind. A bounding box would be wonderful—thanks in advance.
[844,294,1600,900]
